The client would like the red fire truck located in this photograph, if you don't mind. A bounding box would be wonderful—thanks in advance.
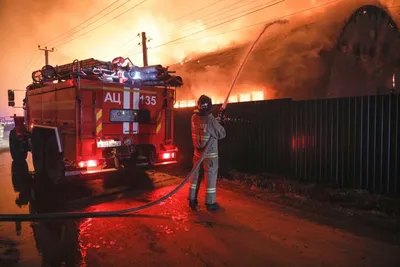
[7,56,183,184]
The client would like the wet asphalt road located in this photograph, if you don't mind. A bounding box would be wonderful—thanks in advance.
[1,143,400,266]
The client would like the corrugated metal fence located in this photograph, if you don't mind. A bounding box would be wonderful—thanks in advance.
[174,94,400,194]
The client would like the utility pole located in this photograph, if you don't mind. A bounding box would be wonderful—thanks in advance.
[138,32,151,67]
[38,45,54,65]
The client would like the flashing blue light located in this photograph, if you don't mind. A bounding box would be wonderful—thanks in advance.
[133,71,141,80]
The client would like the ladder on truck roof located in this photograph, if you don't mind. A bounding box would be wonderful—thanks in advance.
[29,56,183,89]
[55,58,112,77]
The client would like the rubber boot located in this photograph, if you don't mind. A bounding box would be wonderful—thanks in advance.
[189,199,199,211]
[206,202,221,211]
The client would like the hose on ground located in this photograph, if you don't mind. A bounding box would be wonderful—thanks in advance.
[0,139,214,222]
[0,16,275,222]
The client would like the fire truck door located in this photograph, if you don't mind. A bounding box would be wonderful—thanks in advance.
[80,91,96,157]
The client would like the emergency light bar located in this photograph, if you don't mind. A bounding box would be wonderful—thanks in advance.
[30,56,183,88]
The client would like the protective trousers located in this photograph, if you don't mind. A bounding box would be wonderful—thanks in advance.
[188,155,218,204]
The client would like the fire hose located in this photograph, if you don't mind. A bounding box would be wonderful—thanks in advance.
[0,139,214,222]
[0,21,275,222]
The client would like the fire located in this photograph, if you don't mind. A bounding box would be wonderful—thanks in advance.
[174,90,265,108]
[239,93,251,102]
[187,100,196,107]
[229,95,238,103]
[252,91,264,101]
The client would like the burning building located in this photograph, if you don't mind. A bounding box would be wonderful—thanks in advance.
[171,1,400,108]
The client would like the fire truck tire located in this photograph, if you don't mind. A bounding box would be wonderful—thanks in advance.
[44,134,65,184]
[31,130,46,177]
[9,129,28,161]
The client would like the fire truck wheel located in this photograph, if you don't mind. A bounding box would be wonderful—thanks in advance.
[44,134,65,184]
[9,129,28,161]
[31,130,46,177]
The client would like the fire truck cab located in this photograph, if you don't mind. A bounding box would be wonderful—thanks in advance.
[7,56,183,184]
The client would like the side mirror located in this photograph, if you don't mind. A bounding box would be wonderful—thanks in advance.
[8,90,15,107]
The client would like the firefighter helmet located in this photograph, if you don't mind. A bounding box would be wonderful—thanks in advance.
[197,94,212,114]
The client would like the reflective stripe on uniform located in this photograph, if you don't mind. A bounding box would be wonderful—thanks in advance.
[205,152,218,158]
[189,184,198,201]
[192,133,210,142]
[194,151,218,159]
[206,188,216,193]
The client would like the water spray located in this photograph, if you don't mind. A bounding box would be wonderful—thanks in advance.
[220,20,288,111]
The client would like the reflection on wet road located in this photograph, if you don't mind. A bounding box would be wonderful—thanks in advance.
[1,149,400,266]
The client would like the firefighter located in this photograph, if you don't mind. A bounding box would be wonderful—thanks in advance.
[188,94,226,211]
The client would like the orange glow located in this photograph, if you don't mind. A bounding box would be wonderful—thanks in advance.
[229,95,238,103]
[187,100,196,107]
[0,0,383,118]
[179,100,188,108]
[252,91,264,101]
[174,91,267,108]
[239,93,251,102]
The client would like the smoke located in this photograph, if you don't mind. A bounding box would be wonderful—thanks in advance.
[177,59,279,102]
[0,0,399,116]
[0,0,287,116]
[174,0,400,102]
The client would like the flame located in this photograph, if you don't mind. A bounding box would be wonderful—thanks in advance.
[228,95,238,103]
[174,90,265,108]
[239,93,251,102]
[252,91,264,101]
[187,99,196,107]
[2,0,397,117]
[179,100,188,108]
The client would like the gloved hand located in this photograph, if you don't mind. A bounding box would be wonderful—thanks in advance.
[216,109,225,124]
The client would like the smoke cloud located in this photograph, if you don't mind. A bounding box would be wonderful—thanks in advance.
[0,0,398,116]
[174,0,400,102]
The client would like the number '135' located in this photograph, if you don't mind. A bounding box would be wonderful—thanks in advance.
[139,95,156,105]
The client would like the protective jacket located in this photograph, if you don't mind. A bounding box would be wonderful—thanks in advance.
[189,110,226,204]
[191,111,226,158]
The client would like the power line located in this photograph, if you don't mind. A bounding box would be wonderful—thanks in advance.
[125,0,400,55]
[169,22,316,67]
[22,51,39,73]
[179,0,279,36]
[115,0,230,50]
[168,5,400,74]
[171,0,247,26]
[175,0,249,27]
[43,0,122,46]
[165,0,265,37]
[129,0,285,54]
[166,0,226,25]
[129,0,344,55]
[50,0,135,47]
[55,0,148,49]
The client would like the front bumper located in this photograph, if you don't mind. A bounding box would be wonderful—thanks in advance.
[65,167,119,177]
[152,160,178,166]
